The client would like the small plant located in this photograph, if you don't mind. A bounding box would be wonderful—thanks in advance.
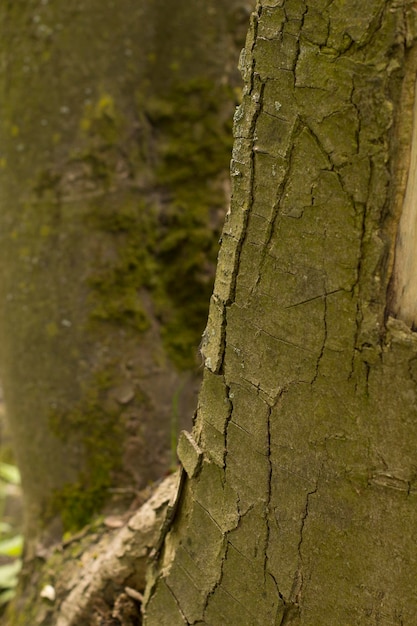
[0,560,21,606]
[0,462,23,606]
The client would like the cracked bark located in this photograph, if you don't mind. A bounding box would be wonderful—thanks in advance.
[144,2,417,624]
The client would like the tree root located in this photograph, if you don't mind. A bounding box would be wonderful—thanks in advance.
[5,473,179,626]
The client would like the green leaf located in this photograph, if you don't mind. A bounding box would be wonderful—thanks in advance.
[0,588,16,606]
[0,560,21,589]
[0,535,23,558]
[0,463,20,485]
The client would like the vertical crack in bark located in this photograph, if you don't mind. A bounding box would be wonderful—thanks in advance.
[290,465,322,610]
[252,1,307,298]
[264,399,300,624]
[348,162,371,382]
[350,225,366,382]
[216,299,228,376]
[263,405,273,580]
[222,380,234,475]
[251,116,303,300]
[290,0,308,78]
[364,361,371,397]
[311,289,328,385]
[351,91,362,159]
[250,3,262,89]
[204,7,265,377]
[228,78,265,308]
[202,5,264,376]
[202,535,230,618]
[199,490,245,619]
[267,570,297,626]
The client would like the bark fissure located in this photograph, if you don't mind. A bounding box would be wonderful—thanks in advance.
[202,538,230,618]
[289,4,308,74]
[311,291,328,385]
[250,115,302,289]
[200,9,263,375]
[229,77,265,299]
[291,475,320,609]
[222,381,234,474]
[264,405,273,581]
[284,288,345,309]
[249,169,296,297]
[246,8,308,297]
[349,174,373,381]
[143,3,417,624]
[204,562,260,626]
[227,8,263,306]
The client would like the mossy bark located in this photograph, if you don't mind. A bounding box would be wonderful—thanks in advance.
[0,0,247,554]
[144,2,417,624]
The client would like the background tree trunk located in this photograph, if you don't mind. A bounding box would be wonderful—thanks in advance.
[0,0,249,554]
[144,1,417,623]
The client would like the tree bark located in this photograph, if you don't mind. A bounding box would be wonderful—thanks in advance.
[144,1,417,624]
[0,0,247,554]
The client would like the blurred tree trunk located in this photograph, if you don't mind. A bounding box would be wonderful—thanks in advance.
[144,1,417,624]
[0,0,249,554]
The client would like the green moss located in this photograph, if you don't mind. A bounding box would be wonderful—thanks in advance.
[85,198,154,332]
[51,475,110,532]
[55,78,236,371]
[143,79,236,368]
[48,370,123,532]
[35,76,237,371]
[80,93,122,146]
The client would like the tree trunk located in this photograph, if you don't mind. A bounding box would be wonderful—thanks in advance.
[0,0,248,554]
[144,1,417,623]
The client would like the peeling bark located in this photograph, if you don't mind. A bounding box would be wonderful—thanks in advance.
[143,1,417,624]
[6,474,179,626]
[390,62,417,328]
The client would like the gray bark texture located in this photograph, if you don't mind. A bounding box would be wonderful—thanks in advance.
[0,0,248,555]
[143,1,417,624]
